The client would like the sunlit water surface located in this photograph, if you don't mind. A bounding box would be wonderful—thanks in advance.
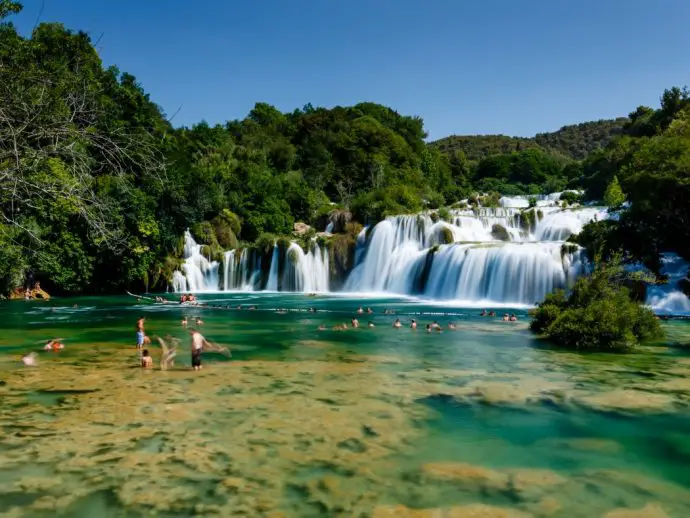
[1,293,690,517]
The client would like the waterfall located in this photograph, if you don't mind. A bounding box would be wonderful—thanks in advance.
[345,198,604,304]
[646,254,690,314]
[172,231,220,292]
[265,244,280,291]
[169,194,648,306]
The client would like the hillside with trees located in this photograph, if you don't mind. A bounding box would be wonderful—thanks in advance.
[0,0,688,300]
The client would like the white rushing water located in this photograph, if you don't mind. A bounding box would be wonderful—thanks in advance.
[344,199,598,304]
[170,194,689,313]
[172,231,220,292]
[646,254,690,315]
[173,233,329,293]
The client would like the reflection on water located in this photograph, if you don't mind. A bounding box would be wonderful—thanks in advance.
[0,294,690,517]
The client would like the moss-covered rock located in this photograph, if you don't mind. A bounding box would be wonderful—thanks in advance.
[429,211,439,223]
[327,209,353,233]
[491,224,511,241]
[439,226,454,244]
[560,243,580,258]
[519,208,543,232]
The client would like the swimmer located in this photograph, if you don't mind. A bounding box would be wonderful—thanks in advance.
[410,319,417,330]
[431,321,441,330]
[357,306,364,314]
[503,314,510,322]
[368,322,375,328]
[141,349,153,369]
[489,311,496,317]
[480,309,487,317]
[195,317,204,326]
[351,318,360,328]
[43,339,64,351]
[426,324,432,333]
[510,314,518,322]
[448,322,457,330]
[181,317,188,327]
[393,318,402,329]
[318,324,326,331]
[366,307,373,314]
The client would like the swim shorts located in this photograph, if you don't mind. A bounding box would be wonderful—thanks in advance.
[191,348,202,367]
[136,331,145,346]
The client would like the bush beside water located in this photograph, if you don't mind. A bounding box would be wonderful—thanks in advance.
[530,258,663,352]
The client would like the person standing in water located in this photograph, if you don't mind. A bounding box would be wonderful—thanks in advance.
[189,328,208,371]
[141,349,153,369]
[135,317,146,353]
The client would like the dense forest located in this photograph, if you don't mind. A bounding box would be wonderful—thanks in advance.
[0,1,688,298]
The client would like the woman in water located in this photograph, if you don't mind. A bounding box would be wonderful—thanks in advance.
[393,318,402,329]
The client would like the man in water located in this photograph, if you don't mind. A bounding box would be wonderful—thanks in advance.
[351,318,360,328]
[393,318,402,329]
[195,317,204,326]
[189,328,207,371]
[136,317,146,353]
[410,319,417,329]
[181,317,188,327]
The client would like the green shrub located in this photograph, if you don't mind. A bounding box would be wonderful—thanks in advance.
[190,221,217,246]
[528,196,538,208]
[559,191,582,206]
[530,258,663,352]
[439,226,454,244]
[438,207,451,222]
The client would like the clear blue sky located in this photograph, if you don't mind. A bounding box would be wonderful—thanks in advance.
[10,0,690,140]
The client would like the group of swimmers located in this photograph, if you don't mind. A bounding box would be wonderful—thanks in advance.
[179,294,198,303]
[319,317,457,332]
[480,309,519,322]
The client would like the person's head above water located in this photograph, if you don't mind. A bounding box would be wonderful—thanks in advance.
[142,349,149,356]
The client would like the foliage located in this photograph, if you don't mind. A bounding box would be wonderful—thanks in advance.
[530,258,663,351]
[603,175,626,209]
[559,191,582,205]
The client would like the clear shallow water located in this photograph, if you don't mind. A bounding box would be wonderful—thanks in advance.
[1,294,690,517]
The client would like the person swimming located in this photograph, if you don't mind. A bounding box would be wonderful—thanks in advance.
[366,308,373,314]
[510,314,518,322]
[431,321,441,330]
[488,310,496,317]
[141,349,153,369]
[195,317,204,326]
[318,324,326,331]
[181,317,188,327]
[448,322,457,330]
[351,318,360,328]
[503,314,510,321]
[480,309,487,317]
[410,319,417,329]
[426,324,432,333]
[368,322,375,328]
[393,318,402,329]
[43,339,64,352]
[357,307,364,314]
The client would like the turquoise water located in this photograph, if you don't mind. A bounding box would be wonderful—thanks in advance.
[1,294,690,516]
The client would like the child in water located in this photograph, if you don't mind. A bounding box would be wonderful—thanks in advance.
[141,349,153,369]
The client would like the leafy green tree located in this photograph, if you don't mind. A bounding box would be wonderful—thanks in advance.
[603,175,626,209]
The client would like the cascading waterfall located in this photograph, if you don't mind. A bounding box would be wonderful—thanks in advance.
[174,234,329,293]
[345,197,602,304]
[170,194,689,313]
[172,231,220,292]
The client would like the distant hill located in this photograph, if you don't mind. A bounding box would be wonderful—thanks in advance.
[430,118,629,161]
[534,118,629,160]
